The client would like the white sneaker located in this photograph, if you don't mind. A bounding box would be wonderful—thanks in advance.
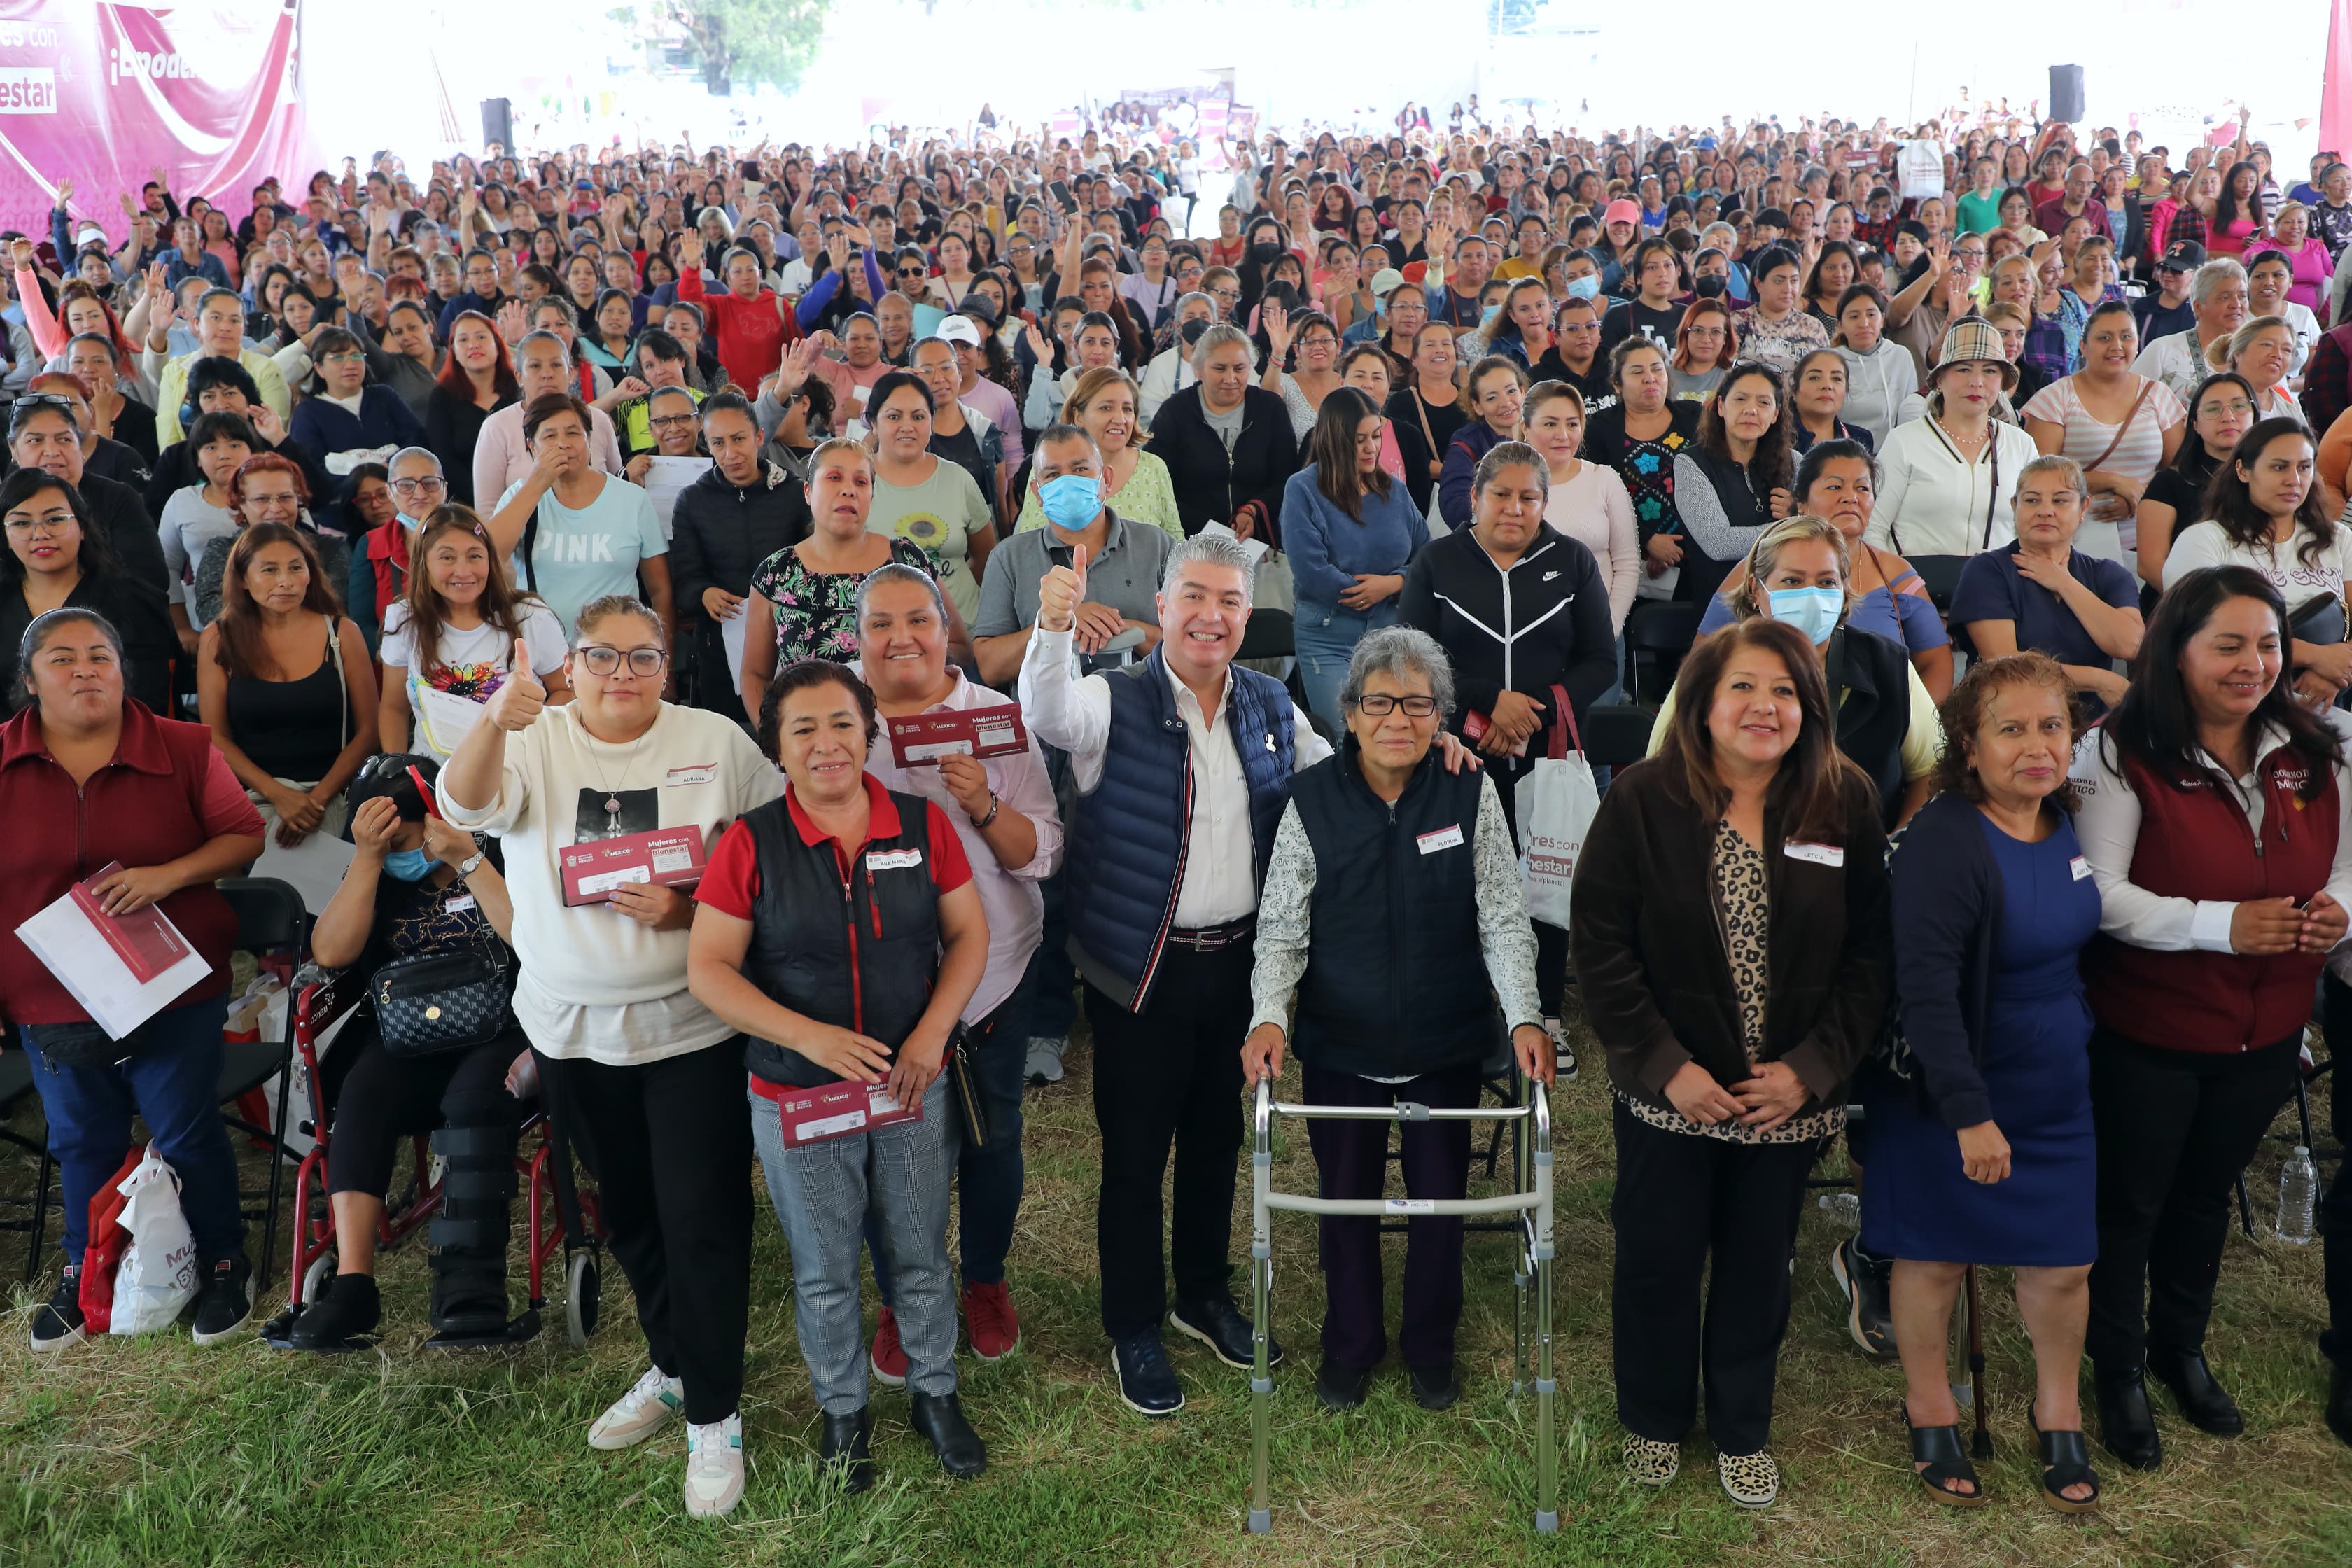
[684,1413,746,1518]
[1543,1017,1578,1083]
[588,1364,685,1450]
[1025,1036,1066,1086]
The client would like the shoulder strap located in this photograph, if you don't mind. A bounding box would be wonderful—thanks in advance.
[2082,379,2155,475]
[1543,682,1582,760]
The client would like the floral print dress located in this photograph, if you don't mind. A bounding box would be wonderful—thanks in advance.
[750,537,937,666]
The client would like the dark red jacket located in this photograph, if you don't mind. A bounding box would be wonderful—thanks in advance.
[2087,743,2338,1053]
[0,701,265,1025]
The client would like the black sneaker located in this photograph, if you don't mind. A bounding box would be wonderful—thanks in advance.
[1171,1294,1281,1369]
[1830,1236,1895,1358]
[1542,1018,1579,1083]
[290,1273,381,1352]
[1111,1331,1184,1418]
[1315,1359,1371,1410]
[191,1254,255,1345]
[1408,1359,1463,1411]
[29,1267,84,1352]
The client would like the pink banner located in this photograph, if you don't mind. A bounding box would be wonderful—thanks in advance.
[0,0,314,246]
[2327,0,2352,161]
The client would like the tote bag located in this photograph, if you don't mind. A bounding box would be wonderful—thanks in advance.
[1516,684,1600,928]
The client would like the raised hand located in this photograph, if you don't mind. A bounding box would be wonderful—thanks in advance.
[1036,542,1088,634]
[488,668,547,732]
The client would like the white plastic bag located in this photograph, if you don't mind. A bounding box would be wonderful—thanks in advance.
[1516,686,1601,930]
[109,1147,199,1335]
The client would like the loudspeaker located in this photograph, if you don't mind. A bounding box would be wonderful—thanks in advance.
[480,97,513,153]
[2049,65,2085,125]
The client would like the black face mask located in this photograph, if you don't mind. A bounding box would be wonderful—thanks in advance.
[1694,275,1729,300]
[1179,317,1211,346]
[1247,241,1287,267]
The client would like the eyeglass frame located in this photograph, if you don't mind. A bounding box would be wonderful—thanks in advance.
[572,643,669,678]
[1348,692,1440,718]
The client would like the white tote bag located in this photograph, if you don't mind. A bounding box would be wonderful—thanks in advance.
[109,1146,200,1335]
[1515,685,1601,929]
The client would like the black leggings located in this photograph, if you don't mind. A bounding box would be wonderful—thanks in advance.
[326,1030,529,1199]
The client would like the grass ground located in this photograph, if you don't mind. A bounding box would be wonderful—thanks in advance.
[1,1007,2346,1568]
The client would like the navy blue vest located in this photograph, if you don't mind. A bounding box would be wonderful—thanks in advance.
[736,789,943,1088]
[1288,746,1504,1076]
[1063,648,1295,1011]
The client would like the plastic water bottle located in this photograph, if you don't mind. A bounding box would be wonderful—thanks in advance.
[2277,1147,2319,1245]
[1817,1192,1861,1229]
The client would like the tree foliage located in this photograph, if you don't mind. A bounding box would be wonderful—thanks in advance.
[641,0,831,96]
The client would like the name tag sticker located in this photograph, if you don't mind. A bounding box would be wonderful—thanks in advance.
[866,848,923,872]
[1784,841,1844,868]
[1417,823,1465,855]
[2071,855,2092,881]
[444,894,478,913]
[666,763,718,786]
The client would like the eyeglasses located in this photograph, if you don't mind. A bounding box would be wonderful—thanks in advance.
[649,412,696,430]
[321,351,367,365]
[1350,693,1438,717]
[391,475,447,496]
[575,644,668,678]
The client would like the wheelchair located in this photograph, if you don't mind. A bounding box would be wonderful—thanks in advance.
[259,963,606,1350]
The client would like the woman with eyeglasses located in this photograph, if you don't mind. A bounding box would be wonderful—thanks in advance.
[2137,372,2258,590]
[0,470,176,716]
[288,326,426,477]
[1670,299,1737,402]
[438,592,783,1518]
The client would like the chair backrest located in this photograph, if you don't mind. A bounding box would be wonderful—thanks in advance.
[1908,554,1968,615]
[1581,703,1659,769]
[218,877,308,976]
[1625,601,1702,655]
[1236,607,1295,661]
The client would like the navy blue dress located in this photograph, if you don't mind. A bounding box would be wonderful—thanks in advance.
[1861,811,2099,1266]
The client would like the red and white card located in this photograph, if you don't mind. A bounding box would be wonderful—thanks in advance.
[771,1079,924,1144]
[559,825,706,907]
[886,703,1029,768]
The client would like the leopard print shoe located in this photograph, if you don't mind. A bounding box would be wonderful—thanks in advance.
[1717,1448,1780,1507]
[1623,1436,1680,1487]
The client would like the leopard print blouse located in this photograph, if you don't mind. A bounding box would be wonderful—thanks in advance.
[1618,820,1844,1145]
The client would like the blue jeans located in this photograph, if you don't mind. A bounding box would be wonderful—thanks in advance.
[26,995,242,1263]
[752,1077,958,1415]
[869,976,1032,1297]
[1025,862,1077,1045]
[1294,602,1399,727]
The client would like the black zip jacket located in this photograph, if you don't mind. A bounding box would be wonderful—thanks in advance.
[1398,522,1618,746]
[1147,383,1300,540]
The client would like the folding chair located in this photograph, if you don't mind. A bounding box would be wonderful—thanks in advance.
[1580,702,1658,771]
[1907,554,1969,617]
[1623,601,1701,707]
[0,1044,57,1284]
[1248,1074,1558,1535]
[214,877,307,1303]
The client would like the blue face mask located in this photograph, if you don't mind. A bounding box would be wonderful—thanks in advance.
[1481,303,1504,328]
[382,847,437,882]
[1768,587,1844,646]
[1038,472,1102,531]
[1564,274,1602,300]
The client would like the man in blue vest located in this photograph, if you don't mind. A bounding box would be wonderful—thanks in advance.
[1017,476,1331,1418]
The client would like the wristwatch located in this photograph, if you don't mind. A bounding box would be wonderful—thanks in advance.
[456,851,486,878]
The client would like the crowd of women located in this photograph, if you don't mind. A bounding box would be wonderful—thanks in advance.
[4,99,2351,1520]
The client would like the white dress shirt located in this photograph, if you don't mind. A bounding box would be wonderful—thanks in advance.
[855,665,1063,1021]
[1018,622,1331,927]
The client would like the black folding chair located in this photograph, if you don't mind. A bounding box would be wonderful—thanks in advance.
[1908,554,1969,617]
[1624,602,1702,706]
[214,878,308,1301]
[0,1043,57,1284]
[1581,703,1659,771]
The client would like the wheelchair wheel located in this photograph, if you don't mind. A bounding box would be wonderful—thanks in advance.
[301,1251,336,1308]
[566,1250,600,1347]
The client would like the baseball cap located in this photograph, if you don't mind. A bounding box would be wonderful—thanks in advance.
[957,295,1000,327]
[1368,267,1406,298]
[74,222,106,246]
[1604,198,1642,226]
[2157,240,2207,273]
[932,314,982,348]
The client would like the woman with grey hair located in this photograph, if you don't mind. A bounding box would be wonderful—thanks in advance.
[1242,624,1552,1414]
[1401,440,1616,1068]
[1147,320,1301,538]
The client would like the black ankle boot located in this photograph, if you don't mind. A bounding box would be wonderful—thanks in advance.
[910,1392,988,1478]
[2328,1360,2352,1450]
[290,1273,380,1351]
[2146,1345,2244,1436]
[2094,1360,2162,1471]
[820,1406,874,1494]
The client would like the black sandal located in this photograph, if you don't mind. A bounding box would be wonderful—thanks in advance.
[1905,1411,1987,1507]
[2030,1407,2103,1513]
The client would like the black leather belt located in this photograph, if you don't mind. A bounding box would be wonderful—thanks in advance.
[1166,917,1255,952]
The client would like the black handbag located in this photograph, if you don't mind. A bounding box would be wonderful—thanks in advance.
[30,1017,138,1070]
[372,948,512,1058]
[946,1025,988,1149]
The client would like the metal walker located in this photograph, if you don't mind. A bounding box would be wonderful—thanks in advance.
[1247,1072,1558,1534]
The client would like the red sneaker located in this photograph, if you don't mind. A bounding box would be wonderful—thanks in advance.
[869,1306,909,1387]
[963,1280,1021,1362]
